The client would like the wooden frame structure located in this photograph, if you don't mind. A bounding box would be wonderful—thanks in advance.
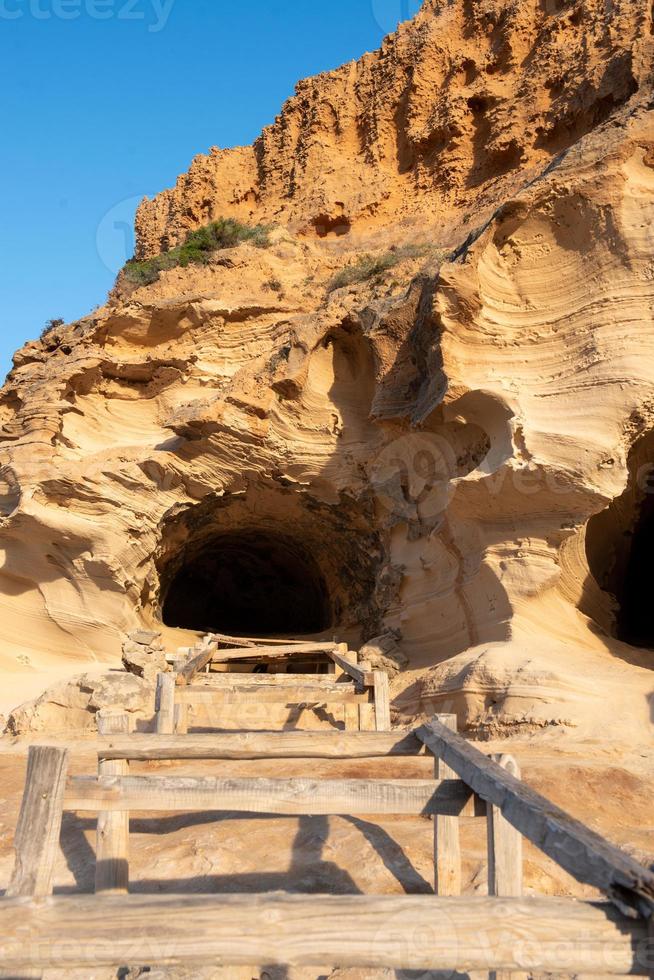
[155,638,392,734]
[2,715,653,976]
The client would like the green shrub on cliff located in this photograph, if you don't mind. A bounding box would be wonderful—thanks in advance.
[124,218,271,286]
[327,243,437,293]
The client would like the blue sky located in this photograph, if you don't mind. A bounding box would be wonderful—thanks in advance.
[0,0,422,381]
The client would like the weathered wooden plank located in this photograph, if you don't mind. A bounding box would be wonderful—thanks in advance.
[332,642,349,681]
[155,672,176,735]
[175,686,369,705]
[95,713,130,895]
[488,754,524,980]
[7,746,68,900]
[210,642,338,660]
[207,633,257,648]
[433,715,461,897]
[97,731,426,761]
[418,719,654,917]
[208,634,310,648]
[373,671,391,731]
[66,775,477,817]
[488,754,523,899]
[176,642,217,685]
[197,674,358,689]
[327,650,375,686]
[0,895,647,974]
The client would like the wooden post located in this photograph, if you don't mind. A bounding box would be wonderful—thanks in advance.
[338,645,358,730]
[333,642,349,680]
[155,672,176,735]
[488,753,524,980]
[95,712,130,894]
[433,714,461,896]
[373,671,391,731]
[488,754,523,897]
[6,745,68,980]
[8,746,68,899]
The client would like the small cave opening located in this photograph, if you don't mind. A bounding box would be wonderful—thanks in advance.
[615,491,654,647]
[585,432,654,649]
[161,530,332,637]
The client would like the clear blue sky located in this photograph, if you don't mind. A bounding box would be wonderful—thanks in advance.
[0,0,422,381]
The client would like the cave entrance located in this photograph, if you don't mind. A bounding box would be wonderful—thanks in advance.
[161,530,332,637]
[585,432,654,649]
[614,487,654,648]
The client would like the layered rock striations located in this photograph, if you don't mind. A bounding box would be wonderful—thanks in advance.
[1,0,653,740]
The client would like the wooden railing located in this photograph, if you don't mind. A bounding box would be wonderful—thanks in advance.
[1,715,652,976]
[155,639,391,733]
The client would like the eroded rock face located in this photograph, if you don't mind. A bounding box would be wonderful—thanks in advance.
[134,0,652,257]
[0,0,653,739]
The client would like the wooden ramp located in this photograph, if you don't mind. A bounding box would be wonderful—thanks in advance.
[2,646,653,976]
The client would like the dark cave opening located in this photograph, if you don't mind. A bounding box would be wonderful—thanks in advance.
[614,489,654,648]
[585,432,654,649]
[161,530,332,637]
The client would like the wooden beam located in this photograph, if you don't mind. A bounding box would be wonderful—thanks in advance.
[210,642,338,660]
[66,775,478,817]
[209,634,310,647]
[373,671,391,731]
[175,686,369,705]
[96,731,426,761]
[433,715,461,897]
[327,650,375,686]
[332,642,349,681]
[176,642,217,685]
[488,754,524,980]
[207,633,256,648]
[155,672,176,735]
[198,674,357,688]
[418,719,654,918]
[95,713,130,895]
[0,895,647,975]
[7,746,68,900]
[488,754,523,899]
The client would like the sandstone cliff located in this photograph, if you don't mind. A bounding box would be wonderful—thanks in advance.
[0,0,653,744]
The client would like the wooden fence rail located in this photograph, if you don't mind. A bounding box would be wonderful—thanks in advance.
[65,774,481,816]
[0,894,649,975]
[4,711,654,977]
[95,730,425,760]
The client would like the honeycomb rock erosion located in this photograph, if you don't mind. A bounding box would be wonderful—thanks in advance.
[0,0,653,740]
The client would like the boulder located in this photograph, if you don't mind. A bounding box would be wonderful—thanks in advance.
[6,671,155,735]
